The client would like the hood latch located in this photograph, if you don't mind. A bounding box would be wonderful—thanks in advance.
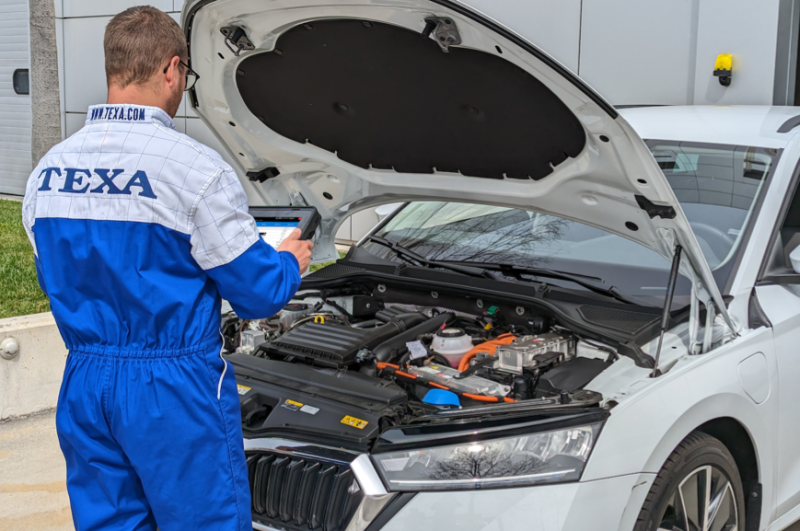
[422,17,461,53]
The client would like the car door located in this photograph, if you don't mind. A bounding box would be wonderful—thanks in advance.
[755,167,800,524]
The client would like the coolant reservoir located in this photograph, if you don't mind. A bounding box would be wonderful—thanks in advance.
[431,328,473,367]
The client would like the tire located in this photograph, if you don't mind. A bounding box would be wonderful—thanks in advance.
[633,431,746,531]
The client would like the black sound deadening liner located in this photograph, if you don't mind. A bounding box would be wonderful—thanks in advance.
[236,19,586,180]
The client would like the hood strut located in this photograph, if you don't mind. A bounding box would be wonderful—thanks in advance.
[651,244,683,378]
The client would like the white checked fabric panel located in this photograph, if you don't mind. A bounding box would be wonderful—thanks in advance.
[22,104,259,269]
[21,159,42,256]
[190,168,260,270]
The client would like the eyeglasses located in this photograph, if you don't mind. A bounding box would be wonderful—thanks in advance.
[163,59,199,91]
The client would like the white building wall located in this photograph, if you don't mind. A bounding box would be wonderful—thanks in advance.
[0,0,31,196]
[692,0,783,106]
[579,0,700,106]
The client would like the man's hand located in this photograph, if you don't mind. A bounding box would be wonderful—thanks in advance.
[278,229,314,274]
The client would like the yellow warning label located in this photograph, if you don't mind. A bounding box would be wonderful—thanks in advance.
[237,385,251,396]
[286,399,303,407]
[341,416,369,429]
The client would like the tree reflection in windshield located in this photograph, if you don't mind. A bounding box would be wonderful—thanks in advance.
[367,206,568,268]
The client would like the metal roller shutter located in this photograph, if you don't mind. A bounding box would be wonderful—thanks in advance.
[0,0,31,196]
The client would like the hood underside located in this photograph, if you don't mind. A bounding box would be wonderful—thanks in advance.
[182,0,736,332]
[236,18,586,179]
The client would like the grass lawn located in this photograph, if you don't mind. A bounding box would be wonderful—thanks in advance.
[0,199,50,319]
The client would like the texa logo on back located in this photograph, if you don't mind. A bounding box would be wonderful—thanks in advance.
[36,168,158,199]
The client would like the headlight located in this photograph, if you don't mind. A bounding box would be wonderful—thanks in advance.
[372,423,601,491]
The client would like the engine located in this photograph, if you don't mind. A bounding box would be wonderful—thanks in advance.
[223,290,614,417]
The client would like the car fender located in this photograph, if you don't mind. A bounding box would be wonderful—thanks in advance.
[582,326,777,527]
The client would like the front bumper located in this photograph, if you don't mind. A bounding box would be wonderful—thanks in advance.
[379,473,655,531]
[245,437,656,531]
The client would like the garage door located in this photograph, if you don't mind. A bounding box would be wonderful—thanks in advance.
[0,0,30,196]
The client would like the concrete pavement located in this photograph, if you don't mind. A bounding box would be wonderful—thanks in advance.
[0,409,72,531]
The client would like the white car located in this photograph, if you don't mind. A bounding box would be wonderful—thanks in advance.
[183,1,800,530]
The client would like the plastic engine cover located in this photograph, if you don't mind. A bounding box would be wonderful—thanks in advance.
[268,322,398,368]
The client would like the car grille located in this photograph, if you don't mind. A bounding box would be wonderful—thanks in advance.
[247,450,364,531]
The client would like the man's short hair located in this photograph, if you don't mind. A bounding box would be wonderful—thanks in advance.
[104,6,188,88]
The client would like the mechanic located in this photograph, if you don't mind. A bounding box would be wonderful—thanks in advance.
[21,6,312,530]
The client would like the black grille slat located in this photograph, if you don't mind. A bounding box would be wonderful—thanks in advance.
[324,469,353,531]
[295,461,321,526]
[281,459,305,522]
[248,451,363,531]
[246,454,259,493]
[253,455,275,514]
[310,465,337,530]
[267,456,290,518]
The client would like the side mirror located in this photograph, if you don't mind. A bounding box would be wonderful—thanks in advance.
[790,244,800,273]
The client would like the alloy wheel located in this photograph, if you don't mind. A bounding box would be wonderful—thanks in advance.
[657,465,739,531]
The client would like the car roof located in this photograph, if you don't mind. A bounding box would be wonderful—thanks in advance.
[619,105,800,149]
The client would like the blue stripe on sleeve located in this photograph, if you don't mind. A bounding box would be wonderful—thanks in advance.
[205,238,301,319]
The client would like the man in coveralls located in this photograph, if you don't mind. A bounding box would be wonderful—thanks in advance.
[21,6,312,530]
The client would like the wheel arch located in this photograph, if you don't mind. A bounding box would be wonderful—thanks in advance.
[696,417,761,531]
[589,390,773,531]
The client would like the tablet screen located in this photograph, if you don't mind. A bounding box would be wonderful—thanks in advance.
[256,218,301,248]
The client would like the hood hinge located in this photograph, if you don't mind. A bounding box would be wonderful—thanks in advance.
[422,17,461,53]
[220,26,255,56]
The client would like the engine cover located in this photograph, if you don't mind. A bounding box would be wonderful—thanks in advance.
[267,322,400,368]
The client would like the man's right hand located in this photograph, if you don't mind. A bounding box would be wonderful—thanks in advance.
[278,229,314,274]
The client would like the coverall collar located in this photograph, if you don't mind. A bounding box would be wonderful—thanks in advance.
[85,104,176,130]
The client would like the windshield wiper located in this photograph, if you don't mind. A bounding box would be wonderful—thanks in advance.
[365,236,493,279]
[445,261,641,305]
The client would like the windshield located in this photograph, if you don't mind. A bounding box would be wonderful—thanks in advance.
[359,140,779,307]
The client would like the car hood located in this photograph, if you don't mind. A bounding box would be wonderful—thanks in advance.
[182,0,736,332]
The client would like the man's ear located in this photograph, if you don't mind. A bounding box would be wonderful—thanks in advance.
[164,55,181,89]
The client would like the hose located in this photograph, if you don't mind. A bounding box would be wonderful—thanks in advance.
[373,313,455,362]
[457,333,517,372]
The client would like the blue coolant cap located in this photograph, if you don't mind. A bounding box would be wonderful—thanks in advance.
[423,389,460,408]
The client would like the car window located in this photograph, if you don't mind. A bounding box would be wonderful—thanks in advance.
[647,141,778,270]
[360,141,779,306]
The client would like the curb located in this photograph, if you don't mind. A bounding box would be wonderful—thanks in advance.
[0,312,67,420]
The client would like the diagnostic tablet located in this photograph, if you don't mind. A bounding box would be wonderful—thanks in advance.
[249,206,321,249]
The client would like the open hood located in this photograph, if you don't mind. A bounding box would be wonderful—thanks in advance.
[182,0,736,333]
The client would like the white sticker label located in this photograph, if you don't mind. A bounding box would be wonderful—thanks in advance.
[300,405,320,415]
[406,340,428,359]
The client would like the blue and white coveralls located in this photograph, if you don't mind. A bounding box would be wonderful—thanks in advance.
[22,104,301,531]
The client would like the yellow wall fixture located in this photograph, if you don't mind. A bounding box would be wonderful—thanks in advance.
[714,54,733,87]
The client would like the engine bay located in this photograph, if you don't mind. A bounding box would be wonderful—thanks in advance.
[223,281,619,442]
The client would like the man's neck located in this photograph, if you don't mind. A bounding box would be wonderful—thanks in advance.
[107,83,170,116]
